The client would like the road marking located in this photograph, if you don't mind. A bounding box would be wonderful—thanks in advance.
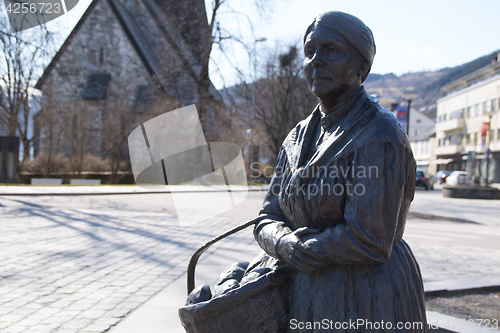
[406,231,481,239]
[404,233,452,241]
[408,224,500,237]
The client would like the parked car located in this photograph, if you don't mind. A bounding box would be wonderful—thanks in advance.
[416,170,433,190]
[433,170,451,184]
[445,171,468,186]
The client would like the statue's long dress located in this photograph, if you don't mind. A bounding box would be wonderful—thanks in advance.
[254,90,427,332]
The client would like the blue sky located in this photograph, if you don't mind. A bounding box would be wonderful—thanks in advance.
[47,0,500,89]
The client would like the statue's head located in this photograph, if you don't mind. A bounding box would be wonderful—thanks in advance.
[303,11,376,100]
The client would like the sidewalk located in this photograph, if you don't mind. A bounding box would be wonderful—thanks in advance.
[109,219,500,333]
[410,184,500,226]
[0,184,267,196]
[0,185,499,333]
[1,184,499,225]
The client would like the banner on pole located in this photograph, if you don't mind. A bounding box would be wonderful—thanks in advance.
[396,105,408,132]
[481,122,489,152]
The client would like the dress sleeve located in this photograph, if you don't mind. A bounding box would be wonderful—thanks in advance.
[305,139,415,265]
[253,147,293,260]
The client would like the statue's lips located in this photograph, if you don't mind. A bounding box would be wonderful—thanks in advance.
[312,76,331,82]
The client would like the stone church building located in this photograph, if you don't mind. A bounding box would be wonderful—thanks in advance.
[34,0,222,161]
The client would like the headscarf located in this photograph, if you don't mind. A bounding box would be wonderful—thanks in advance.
[304,11,376,83]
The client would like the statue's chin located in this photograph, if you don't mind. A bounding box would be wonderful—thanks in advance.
[310,84,332,98]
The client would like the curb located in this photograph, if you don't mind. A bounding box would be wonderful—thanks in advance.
[407,211,480,225]
[0,186,270,196]
[425,283,500,333]
[425,285,500,298]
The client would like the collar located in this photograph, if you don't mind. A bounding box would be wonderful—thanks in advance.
[319,86,365,130]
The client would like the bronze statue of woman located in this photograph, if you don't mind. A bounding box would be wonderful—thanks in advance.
[253,11,427,332]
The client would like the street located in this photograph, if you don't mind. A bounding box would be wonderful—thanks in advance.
[0,187,499,332]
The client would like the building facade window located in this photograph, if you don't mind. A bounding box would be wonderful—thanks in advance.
[483,101,488,114]
[467,106,472,118]
[475,104,480,116]
[491,99,496,112]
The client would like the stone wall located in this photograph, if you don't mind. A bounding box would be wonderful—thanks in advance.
[38,0,164,158]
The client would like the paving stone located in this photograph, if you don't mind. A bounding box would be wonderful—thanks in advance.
[80,323,115,332]
[58,318,94,330]
[2,325,28,333]
[0,321,12,328]
[1,197,499,333]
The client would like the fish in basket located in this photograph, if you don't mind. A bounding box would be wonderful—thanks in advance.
[178,220,291,333]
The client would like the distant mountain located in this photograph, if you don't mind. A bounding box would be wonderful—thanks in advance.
[423,51,499,93]
[363,50,500,119]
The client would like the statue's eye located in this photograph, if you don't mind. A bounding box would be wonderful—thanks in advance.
[305,47,315,57]
[325,46,337,54]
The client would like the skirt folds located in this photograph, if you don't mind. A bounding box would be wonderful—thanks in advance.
[289,240,427,333]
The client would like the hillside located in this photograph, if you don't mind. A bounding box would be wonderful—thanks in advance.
[364,50,500,118]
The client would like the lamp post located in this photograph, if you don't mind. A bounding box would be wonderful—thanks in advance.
[248,37,267,185]
[484,108,497,186]
[406,98,412,135]
[401,93,418,137]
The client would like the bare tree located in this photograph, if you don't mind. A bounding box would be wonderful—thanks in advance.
[67,102,91,176]
[236,44,317,162]
[101,90,181,183]
[34,84,71,176]
[159,0,274,138]
[0,9,56,167]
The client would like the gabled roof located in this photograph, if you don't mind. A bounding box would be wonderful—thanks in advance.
[410,126,436,142]
[35,0,165,90]
[35,0,221,101]
[140,0,220,101]
[35,0,99,90]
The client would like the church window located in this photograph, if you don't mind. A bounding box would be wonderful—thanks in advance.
[99,47,104,65]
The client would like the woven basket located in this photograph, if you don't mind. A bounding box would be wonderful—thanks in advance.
[178,220,290,333]
[179,266,289,333]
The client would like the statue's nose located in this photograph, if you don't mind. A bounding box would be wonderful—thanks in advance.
[311,48,323,67]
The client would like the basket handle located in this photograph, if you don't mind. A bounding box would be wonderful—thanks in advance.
[187,218,259,295]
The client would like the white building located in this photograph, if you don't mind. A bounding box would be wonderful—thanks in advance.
[410,127,436,175]
[435,54,500,183]
[392,107,436,174]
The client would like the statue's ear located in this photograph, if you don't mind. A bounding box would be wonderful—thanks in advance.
[358,61,370,78]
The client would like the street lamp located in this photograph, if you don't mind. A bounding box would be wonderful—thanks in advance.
[401,93,418,137]
[248,37,267,185]
[484,107,498,186]
[406,98,412,135]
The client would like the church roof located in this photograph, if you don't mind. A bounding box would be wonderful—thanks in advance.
[35,0,220,101]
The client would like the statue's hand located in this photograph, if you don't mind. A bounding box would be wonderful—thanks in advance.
[276,227,326,273]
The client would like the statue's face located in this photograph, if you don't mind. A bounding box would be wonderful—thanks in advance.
[303,25,362,101]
